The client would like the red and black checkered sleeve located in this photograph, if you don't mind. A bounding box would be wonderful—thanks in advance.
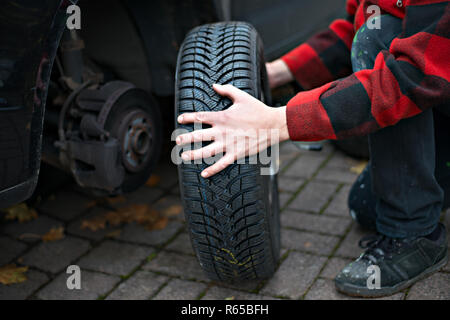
[286,1,450,142]
[281,0,358,90]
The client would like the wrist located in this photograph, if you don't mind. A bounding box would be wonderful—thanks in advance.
[273,106,289,143]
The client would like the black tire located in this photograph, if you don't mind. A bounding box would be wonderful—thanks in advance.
[175,22,280,282]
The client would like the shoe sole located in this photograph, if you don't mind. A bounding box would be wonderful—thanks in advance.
[335,251,448,298]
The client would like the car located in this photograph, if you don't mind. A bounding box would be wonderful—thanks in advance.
[0,0,346,281]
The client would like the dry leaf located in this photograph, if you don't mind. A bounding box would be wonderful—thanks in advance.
[80,204,165,232]
[86,200,98,209]
[150,216,169,231]
[106,230,122,238]
[162,205,182,217]
[81,216,106,232]
[42,226,65,242]
[3,203,38,223]
[106,195,126,205]
[145,175,160,187]
[350,160,368,175]
[0,264,28,285]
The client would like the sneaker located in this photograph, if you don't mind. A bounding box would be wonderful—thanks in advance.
[334,223,448,297]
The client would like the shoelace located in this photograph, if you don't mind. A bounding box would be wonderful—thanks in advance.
[358,234,406,263]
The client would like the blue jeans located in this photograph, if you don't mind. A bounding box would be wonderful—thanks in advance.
[348,15,450,238]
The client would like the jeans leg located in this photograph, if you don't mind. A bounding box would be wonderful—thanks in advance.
[434,110,450,209]
[370,110,443,238]
[349,15,444,237]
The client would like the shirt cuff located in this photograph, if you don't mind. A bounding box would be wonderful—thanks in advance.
[285,83,337,142]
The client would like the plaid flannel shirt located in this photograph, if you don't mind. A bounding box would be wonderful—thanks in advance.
[281,0,450,141]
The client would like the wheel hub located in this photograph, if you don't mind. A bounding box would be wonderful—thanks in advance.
[118,110,153,172]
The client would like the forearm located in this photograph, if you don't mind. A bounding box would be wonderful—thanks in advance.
[266,60,294,89]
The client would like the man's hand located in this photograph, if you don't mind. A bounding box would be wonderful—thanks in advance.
[266,59,294,89]
[176,84,289,178]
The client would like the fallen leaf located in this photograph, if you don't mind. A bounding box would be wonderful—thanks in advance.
[145,175,160,187]
[225,296,235,301]
[106,195,126,205]
[162,205,182,217]
[18,233,42,240]
[106,229,122,238]
[80,204,165,232]
[86,200,99,209]
[350,160,368,175]
[42,226,65,242]
[304,241,312,249]
[0,264,28,285]
[3,203,38,223]
[81,216,106,232]
[150,216,169,231]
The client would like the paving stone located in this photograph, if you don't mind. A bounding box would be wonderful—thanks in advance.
[305,278,404,300]
[278,142,300,172]
[152,195,184,218]
[261,251,326,299]
[38,191,92,221]
[0,270,48,300]
[166,232,195,255]
[320,257,352,280]
[281,211,351,236]
[21,236,90,274]
[279,141,301,155]
[277,176,305,193]
[152,163,179,190]
[326,151,363,170]
[107,271,168,300]
[67,206,122,241]
[281,229,339,256]
[143,251,209,282]
[216,279,262,293]
[2,215,63,243]
[78,240,151,276]
[118,221,183,246]
[202,286,277,300]
[279,193,292,209]
[0,236,27,265]
[315,167,358,184]
[279,152,299,172]
[288,181,338,213]
[407,272,450,300]
[109,186,165,209]
[335,223,371,259]
[36,270,120,300]
[152,194,184,216]
[282,153,327,179]
[154,278,207,300]
[324,185,351,217]
[284,141,333,157]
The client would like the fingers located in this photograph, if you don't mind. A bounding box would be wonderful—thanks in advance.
[201,153,235,178]
[177,111,219,125]
[176,128,218,145]
[212,83,246,102]
[181,142,224,161]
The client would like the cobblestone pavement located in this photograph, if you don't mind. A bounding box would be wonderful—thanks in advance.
[1,141,449,300]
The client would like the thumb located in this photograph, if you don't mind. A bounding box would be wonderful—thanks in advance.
[213,83,245,102]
